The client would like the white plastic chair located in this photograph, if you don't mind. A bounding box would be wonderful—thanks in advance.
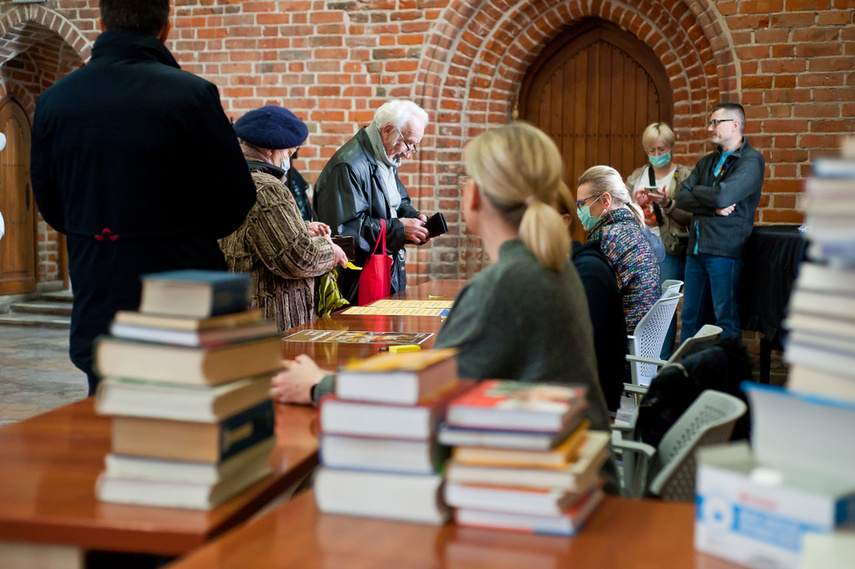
[612,389,747,500]
[615,325,723,435]
[626,291,683,388]
[661,279,684,297]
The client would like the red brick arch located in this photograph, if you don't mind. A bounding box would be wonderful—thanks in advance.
[413,0,737,277]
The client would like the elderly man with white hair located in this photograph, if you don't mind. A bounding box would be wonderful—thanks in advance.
[314,99,431,304]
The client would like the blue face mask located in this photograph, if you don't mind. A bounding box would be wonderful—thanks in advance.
[648,152,671,168]
[577,204,601,231]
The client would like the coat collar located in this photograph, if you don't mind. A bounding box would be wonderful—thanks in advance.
[91,29,180,69]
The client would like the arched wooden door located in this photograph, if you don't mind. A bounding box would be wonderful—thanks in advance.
[0,97,37,295]
[519,19,673,240]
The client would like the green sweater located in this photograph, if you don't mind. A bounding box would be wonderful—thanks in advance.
[434,239,611,432]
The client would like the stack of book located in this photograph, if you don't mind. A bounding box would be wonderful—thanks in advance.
[695,142,855,569]
[314,348,470,525]
[440,380,609,535]
[93,270,284,509]
[783,144,855,399]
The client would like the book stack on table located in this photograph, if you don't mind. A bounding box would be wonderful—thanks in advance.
[695,141,855,569]
[440,380,609,535]
[93,270,284,510]
[315,348,471,525]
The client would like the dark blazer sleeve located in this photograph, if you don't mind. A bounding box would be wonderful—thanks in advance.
[187,83,256,238]
[30,99,65,233]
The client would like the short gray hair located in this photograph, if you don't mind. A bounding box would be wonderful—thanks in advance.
[373,100,429,130]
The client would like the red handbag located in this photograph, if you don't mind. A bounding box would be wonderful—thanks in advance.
[358,219,393,306]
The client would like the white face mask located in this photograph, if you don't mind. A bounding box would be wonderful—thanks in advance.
[280,155,290,174]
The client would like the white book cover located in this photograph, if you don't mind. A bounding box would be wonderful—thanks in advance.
[314,468,449,525]
[744,382,855,479]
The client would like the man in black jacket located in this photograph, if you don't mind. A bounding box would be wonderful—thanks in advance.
[314,100,430,304]
[675,102,765,342]
[31,0,256,395]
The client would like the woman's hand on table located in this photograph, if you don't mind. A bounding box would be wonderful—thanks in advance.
[271,354,329,405]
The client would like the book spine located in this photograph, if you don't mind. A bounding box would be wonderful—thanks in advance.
[218,399,275,461]
[210,279,252,316]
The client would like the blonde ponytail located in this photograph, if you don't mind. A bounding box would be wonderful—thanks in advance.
[519,200,570,272]
[464,122,569,272]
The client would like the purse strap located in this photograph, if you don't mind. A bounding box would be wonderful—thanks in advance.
[369,219,386,256]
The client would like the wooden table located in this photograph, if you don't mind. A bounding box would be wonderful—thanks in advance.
[280,279,465,366]
[0,398,318,564]
[0,280,464,568]
[163,490,744,569]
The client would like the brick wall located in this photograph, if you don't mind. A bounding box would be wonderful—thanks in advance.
[0,0,853,286]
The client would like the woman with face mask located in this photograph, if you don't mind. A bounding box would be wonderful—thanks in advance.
[576,165,661,334]
[220,105,348,331]
[625,122,693,357]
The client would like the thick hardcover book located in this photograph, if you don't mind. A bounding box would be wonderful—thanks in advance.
[786,364,855,404]
[110,399,275,462]
[437,420,580,451]
[96,457,272,510]
[109,319,278,348]
[104,438,275,484]
[112,309,264,332]
[454,488,604,536]
[451,420,589,469]
[744,382,855,479]
[139,269,252,318]
[335,347,459,405]
[318,381,474,441]
[94,374,273,422]
[444,479,600,517]
[446,380,588,433]
[314,467,449,525]
[319,434,450,475]
[445,430,610,492]
[94,335,282,386]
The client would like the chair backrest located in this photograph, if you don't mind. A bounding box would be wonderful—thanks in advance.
[667,324,723,365]
[661,279,684,297]
[649,390,747,501]
[627,291,683,386]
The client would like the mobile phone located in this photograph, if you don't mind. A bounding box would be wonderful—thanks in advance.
[644,186,657,194]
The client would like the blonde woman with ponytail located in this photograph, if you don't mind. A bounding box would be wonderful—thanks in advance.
[271,124,613,445]
[576,165,661,331]
[433,122,612,434]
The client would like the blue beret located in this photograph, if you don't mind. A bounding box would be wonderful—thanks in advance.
[234,105,308,149]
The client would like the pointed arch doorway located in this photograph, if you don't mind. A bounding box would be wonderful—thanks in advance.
[519,19,673,241]
[0,97,38,295]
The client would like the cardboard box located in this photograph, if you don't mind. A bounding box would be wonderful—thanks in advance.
[695,442,855,569]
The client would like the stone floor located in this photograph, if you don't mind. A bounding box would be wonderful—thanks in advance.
[0,326,87,426]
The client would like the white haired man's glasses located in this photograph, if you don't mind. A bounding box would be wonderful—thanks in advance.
[395,126,418,155]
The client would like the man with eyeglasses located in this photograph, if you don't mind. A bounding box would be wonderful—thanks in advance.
[314,100,431,304]
[674,102,765,343]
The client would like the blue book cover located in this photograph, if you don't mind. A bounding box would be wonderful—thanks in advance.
[219,399,275,461]
[140,270,252,317]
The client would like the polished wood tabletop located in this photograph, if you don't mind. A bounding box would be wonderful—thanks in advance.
[0,397,318,555]
[0,280,464,557]
[280,279,466,367]
[163,490,744,569]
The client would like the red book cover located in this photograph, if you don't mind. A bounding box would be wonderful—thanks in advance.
[446,380,588,432]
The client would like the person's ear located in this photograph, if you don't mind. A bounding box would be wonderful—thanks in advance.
[601,192,613,210]
[466,179,482,210]
[561,213,573,228]
[158,20,172,43]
